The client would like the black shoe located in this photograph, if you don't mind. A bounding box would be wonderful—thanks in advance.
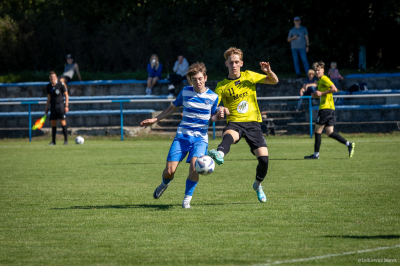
[304,154,319,159]
[63,141,68,145]
[49,142,56,145]
[153,182,169,199]
[348,142,355,158]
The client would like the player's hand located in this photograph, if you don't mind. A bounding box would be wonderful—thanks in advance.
[314,91,322,97]
[260,62,272,73]
[140,118,157,128]
[65,107,69,113]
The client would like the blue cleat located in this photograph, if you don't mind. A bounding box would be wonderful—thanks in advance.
[208,149,224,165]
[253,182,267,203]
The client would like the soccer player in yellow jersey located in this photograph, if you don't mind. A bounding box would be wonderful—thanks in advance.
[208,47,279,203]
[304,61,355,159]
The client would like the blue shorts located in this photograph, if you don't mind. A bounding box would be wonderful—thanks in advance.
[167,139,208,163]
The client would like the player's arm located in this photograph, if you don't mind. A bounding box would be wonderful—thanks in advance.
[211,107,230,122]
[64,90,69,113]
[75,63,82,81]
[45,94,51,115]
[313,84,338,98]
[140,104,179,127]
[260,62,279,85]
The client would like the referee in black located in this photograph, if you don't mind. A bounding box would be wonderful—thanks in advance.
[44,71,69,145]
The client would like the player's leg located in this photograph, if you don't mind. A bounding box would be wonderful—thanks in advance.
[326,126,355,158]
[182,141,207,208]
[154,139,187,199]
[209,128,241,165]
[305,124,324,159]
[50,120,57,145]
[253,147,268,203]
[60,119,68,145]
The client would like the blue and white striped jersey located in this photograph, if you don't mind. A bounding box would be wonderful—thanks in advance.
[172,86,219,142]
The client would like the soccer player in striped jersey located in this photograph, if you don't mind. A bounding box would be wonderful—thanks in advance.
[304,61,355,159]
[208,47,279,203]
[140,62,224,208]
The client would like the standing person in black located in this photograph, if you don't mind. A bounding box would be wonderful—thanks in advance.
[44,71,69,145]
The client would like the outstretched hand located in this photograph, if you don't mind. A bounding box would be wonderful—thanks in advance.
[140,118,157,128]
[260,62,272,73]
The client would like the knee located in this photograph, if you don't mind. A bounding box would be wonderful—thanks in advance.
[164,167,176,177]
[257,156,269,167]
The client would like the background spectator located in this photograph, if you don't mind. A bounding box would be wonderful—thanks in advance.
[296,69,318,111]
[287,16,310,78]
[328,62,343,89]
[167,55,189,97]
[59,54,82,90]
[146,54,162,95]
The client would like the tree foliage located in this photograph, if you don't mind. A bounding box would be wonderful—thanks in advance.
[1,0,399,76]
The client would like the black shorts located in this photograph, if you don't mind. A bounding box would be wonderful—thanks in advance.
[50,103,66,120]
[316,109,336,126]
[223,122,267,153]
[59,75,71,83]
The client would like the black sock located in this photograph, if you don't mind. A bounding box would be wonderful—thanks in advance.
[329,132,347,145]
[314,133,321,153]
[62,125,68,141]
[52,126,56,143]
[256,156,269,182]
[217,134,234,156]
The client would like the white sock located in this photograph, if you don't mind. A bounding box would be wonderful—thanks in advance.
[218,151,225,157]
[346,141,350,146]
[314,152,319,157]
[254,180,262,188]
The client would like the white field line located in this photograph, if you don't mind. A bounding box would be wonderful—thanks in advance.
[253,244,400,266]
[1,138,400,149]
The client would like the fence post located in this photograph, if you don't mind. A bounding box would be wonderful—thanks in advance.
[28,104,32,142]
[309,97,313,138]
[120,102,123,141]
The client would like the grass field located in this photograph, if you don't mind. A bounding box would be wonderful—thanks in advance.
[1,134,399,265]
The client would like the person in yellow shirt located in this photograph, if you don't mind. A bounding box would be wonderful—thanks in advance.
[304,61,355,159]
[208,47,279,203]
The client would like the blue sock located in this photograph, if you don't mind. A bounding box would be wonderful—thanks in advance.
[185,179,198,196]
[163,176,173,185]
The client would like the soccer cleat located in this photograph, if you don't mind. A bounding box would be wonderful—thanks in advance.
[304,154,319,159]
[348,142,355,158]
[253,183,267,203]
[208,149,224,165]
[153,182,169,199]
[49,142,55,145]
[182,202,192,209]
[63,141,68,145]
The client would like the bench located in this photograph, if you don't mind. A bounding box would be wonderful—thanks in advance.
[260,111,276,136]
[311,104,400,111]
[345,73,400,78]
[0,109,155,117]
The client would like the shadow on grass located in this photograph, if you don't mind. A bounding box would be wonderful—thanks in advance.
[227,158,305,161]
[323,235,400,239]
[52,204,174,210]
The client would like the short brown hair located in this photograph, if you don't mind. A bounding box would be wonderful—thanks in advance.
[224,47,243,60]
[312,61,325,71]
[49,71,57,76]
[186,62,207,82]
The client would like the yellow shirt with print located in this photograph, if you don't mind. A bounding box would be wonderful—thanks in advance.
[318,75,335,110]
[215,70,266,123]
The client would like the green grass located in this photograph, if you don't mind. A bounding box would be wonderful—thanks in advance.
[1,134,399,265]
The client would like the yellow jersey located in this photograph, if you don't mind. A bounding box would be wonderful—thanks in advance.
[318,75,335,110]
[215,70,266,123]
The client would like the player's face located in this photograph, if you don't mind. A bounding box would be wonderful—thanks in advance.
[49,74,57,84]
[191,72,207,91]
[226,54,243,76]
[315,67,324,78]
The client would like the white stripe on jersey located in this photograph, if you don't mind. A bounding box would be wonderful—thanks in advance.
[182,111,211,121]
[180,121,209,130]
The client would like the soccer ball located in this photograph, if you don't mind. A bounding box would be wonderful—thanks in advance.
[195,155,215,175]
[75,136,84,144]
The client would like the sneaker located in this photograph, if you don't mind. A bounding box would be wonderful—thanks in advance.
[304,154,319,159]
[145,88,152,95]
[182,201,192,209]
[208,149,224,165]
[168,84,175,90]
[49,142,55,145]
[153,182,169,199]
[253,183,267,203]
[348,142,355,158]
[167,93,174,98]
[63,141,68,145]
